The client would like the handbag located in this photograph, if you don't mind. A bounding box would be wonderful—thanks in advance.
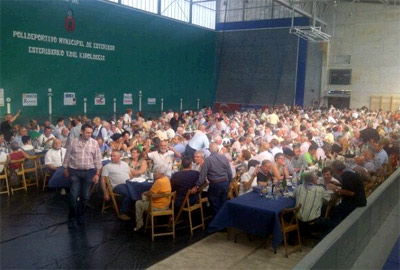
[8,168,20,187]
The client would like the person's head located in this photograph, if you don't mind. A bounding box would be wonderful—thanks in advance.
[248,159,260,170]
[330,160,346,176]
[241,149,251,161]
[274,153,286,165]
[44,126,52,137]
[57,118,64,127]
[193,151,205,165]
[4,113,12,121]
[19,127,28,136]
[93,117,101,127]
[292,145,301,158]
[322,167,333,182]
[308,144,318,155]
[182,156,193,169]
[209,142,219,153]
[111,150,121,163]
[130,147,142,160]
[261,159,272,173]
[22,135,31,145]
[158,140,168,153]
[304,171,317,185]
[96,136,104,146]
[122,131,130,141]
[153,164,168,180]
[214,135,222,145]
[44,120,51,127]
[61,127,69,137]
[10,142,20,152]
[126,108,133,116]
[81,123,93,140]
[52,139,62,150]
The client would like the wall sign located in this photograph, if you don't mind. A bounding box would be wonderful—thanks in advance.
[64,92,76,105]
[147,98,156,105]
[22,93,38,106]
[123,93,133,105]
[94,94,105,105]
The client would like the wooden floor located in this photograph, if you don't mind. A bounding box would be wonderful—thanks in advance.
[148,231,317,270]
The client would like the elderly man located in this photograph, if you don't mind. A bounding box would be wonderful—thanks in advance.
[147,140,181,173]
[101,150,133,221]
[192,150,205,172]
[63,124,102,229]
[59,127,70,147]
[194,143,232,215]
[295,171,330,223]
[45,139,66,172]
[134,165,172,231]
[13,126,28,147]
[38,126,56,149]
[92,117,107,139]
[292,145,309,172]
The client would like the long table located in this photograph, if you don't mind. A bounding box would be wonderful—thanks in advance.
[125,180,153,201]
[208,192,295,249]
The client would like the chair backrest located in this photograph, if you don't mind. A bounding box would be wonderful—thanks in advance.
[325,193,340,219]
[280,204,302,226]
[0,160,8,178]
[9,158,26,171]
[150,192,176,212]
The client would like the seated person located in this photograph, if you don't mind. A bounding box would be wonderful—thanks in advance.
[38,126,55,149]
[291,145,309,172]
[330,160,367,225]
[303,143,318,166]
[271,153,290,182]
[256,160,274,186]
[8,142,33,170]
[127,147,147,178]
[295,171,330,225]
[45,139,66,174]
[101,150,134,221]
[192,150,205,172]
[240,159,260,195]
[134,165,172,231]
[96,136,110,155]
[171,156,200,208]
[147,140,181,173]
[318,167,341,194]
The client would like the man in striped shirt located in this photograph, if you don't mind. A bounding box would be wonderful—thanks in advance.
[63,123,102,229]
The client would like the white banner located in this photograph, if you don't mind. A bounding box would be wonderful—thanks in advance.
[123,93,133,105]
[95,94,105,105]
[22,93,38,106]
[64,92,76,106]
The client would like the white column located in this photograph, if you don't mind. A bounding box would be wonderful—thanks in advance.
[6,98,11,114]
[83,97,87,115]
[113,98,117,120]
[180,98,183,112]
[161,98,164,112]
[138,90,142,111]
[48,88,53,118]
[197,98,200,111]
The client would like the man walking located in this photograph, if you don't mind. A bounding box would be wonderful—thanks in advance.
[63,124,102,228]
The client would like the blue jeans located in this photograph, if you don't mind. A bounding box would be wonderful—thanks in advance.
[113,184,132,214]
[68,168,96,222]
[208,181,229,216]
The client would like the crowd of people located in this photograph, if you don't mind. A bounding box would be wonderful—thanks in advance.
[1,105,399,236]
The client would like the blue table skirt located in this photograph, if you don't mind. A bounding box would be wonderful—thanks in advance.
[208,192,295,249]
[48,160,111,188]
[125,180,153,201]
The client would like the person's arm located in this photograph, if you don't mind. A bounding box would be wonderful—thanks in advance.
[336,188,355,197]
[243,166,259,190]
[271,165,281,183]
[10,109,21,123]
[63,140,73,178]
[130,160,148,177]
[168,146,181,158]
[93,142,103,184]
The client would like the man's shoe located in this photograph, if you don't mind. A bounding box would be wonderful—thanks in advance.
[118,214,131,221]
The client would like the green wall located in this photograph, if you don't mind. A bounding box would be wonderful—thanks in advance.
[0,0,216,122]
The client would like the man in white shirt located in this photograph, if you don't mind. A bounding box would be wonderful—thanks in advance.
[253,141,274,163]
[101,150,134,221]
[38,126,56,149]
[148,140,181,173]
[45,139,66,172]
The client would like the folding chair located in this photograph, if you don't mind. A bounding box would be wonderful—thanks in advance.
[24,155,40,188]
[175,189,205,236]
[9,158,27,195]
[101,176,122,216]
[279,204,302,258]
[145,192,176,241]
[0,160,10,196]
